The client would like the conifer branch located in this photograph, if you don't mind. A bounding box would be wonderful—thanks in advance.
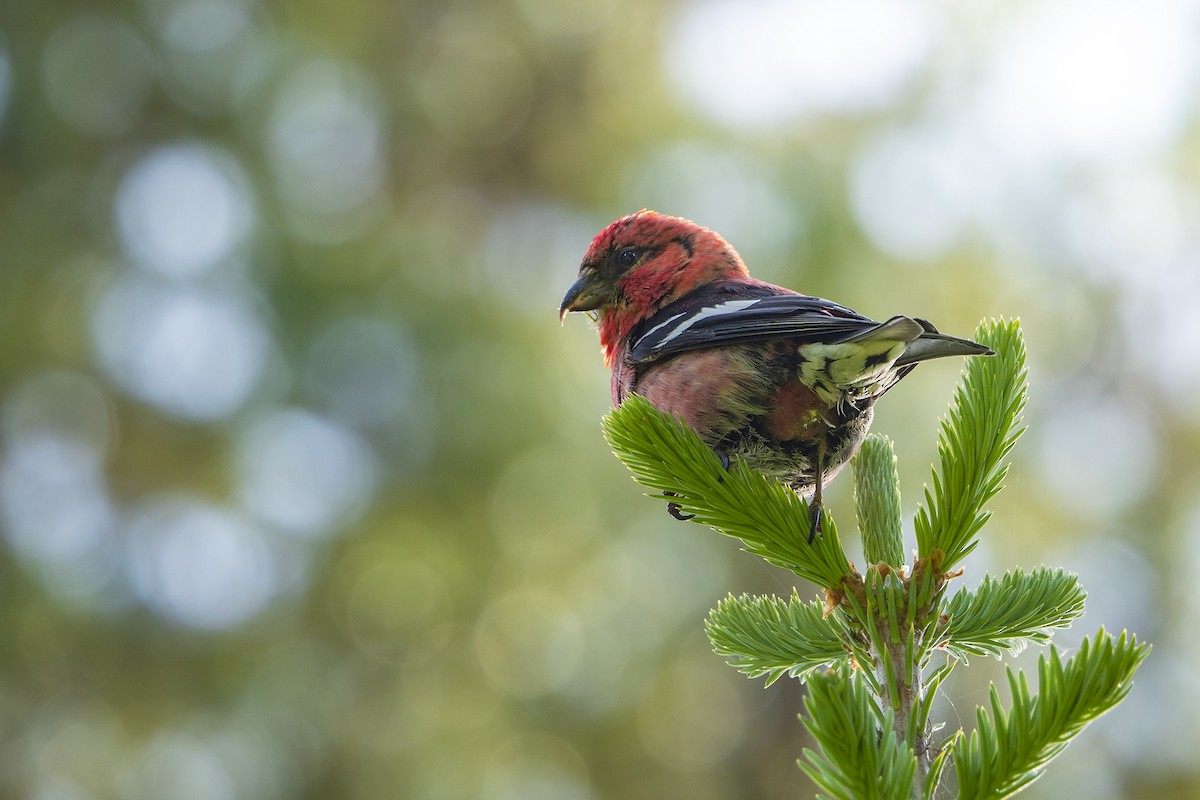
[952,630,1150,799]
[800,669,917,800]
[599,319,1148,799]
[604,394,851,589]
[914,319,1027,571]
[940,568,1086,660]
[706,592,850,685]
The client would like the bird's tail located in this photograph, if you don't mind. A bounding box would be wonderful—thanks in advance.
[893,318,993,367]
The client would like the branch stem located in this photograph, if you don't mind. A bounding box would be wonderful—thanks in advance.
[876,628,930,798]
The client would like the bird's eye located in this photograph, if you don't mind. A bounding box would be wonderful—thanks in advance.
[618,249,639,268]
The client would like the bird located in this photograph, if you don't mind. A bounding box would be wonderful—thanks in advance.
[560,210,992,539]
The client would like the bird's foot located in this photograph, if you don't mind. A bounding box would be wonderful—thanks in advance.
[664,492,695,521]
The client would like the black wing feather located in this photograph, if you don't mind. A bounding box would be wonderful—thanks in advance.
[629,294,885,364]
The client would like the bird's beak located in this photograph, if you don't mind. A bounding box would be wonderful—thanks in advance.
[559,275,608,322]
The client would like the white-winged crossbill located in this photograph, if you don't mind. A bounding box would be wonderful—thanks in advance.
[560,210,992,535]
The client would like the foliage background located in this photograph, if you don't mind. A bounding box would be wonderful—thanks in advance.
[0,1,1195,798]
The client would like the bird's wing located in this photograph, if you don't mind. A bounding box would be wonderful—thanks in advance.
[628,294,895,364]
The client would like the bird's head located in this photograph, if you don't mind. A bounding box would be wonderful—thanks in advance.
[559,211,749,339]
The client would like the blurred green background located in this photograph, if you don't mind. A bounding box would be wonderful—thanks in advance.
[1,0,1197,798]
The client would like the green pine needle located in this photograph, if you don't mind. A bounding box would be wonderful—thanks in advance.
[914,318,1028,570]
[800,669,917,800]
[941,567,1086,660]
[706,591,850,685]
[603,394,851,589]
[952,628,1150,799]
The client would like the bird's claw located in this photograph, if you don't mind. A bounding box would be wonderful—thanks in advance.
[668,502,694,521]
[664,492,695,521]
[807,500,822,544]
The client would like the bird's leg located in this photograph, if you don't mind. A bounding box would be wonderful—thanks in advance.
[807,443,826,544]
[807,480,823,544]
[664,492,694,521]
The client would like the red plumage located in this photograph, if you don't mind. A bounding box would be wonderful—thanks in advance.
[561,210,990,528]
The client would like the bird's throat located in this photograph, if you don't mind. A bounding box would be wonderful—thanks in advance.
[598,310,637,367]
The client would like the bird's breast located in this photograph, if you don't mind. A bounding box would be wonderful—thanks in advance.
[631,348,760,435]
